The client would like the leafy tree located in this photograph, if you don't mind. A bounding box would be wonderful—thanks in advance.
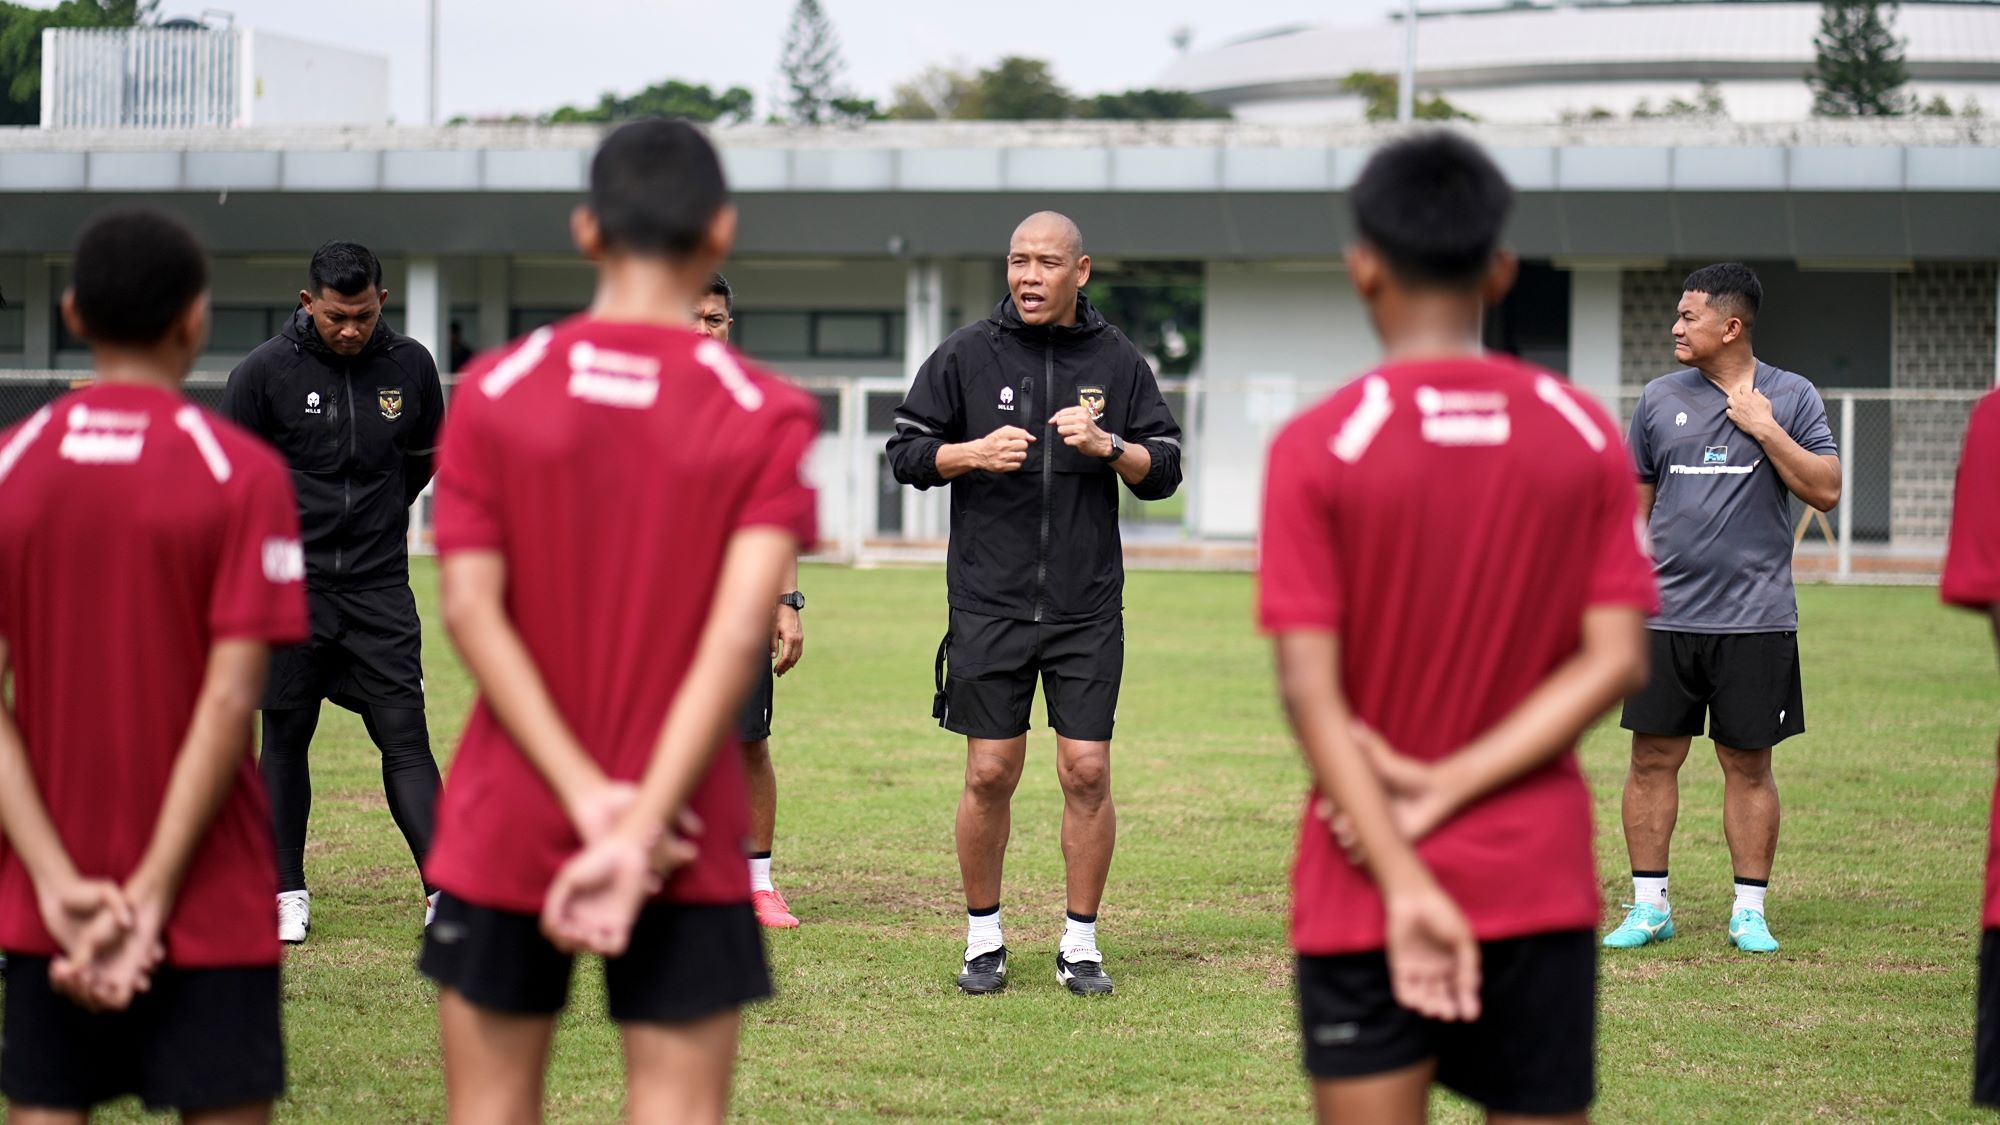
[1920,93,1954,116]
[886,64,975,120]
[776,0,866,125]
[829,95,883,122]
[1634,80,1728,120]
[1076,88,1229,120]
[1810,0,1911,116]
[544,79,753,125]
[886,58,1232,122]
[1558,106,1618,124]
[1338,71,1473,122]
[0,0,156,125]
[957,56,1073,120]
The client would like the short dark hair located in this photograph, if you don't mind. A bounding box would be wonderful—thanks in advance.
[589,119,729,258]
[1682,262,1761,330]
[308,240,382,297]
[706,272,733,316]
[70,208,208,346]
[1349,132,1514,288]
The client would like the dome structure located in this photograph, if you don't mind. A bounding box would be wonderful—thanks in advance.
[1158,0,2000,122]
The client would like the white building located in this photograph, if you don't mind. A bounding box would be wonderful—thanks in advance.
[0,119,1992,574]
[1160,1,2000,123]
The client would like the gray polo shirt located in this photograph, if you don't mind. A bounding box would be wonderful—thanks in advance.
[1628,361,1839,633]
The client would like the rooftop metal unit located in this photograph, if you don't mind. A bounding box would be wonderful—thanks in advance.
[39,25,388,130]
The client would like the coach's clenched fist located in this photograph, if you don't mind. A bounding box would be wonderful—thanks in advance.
[934,425,1038,479]
[1050,406,1114,459]
[976,425,1037,472]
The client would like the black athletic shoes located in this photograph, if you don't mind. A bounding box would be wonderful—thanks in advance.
[957,947,1008,994]
[1056,951,1114,996]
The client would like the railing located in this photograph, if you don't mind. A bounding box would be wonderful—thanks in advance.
[0,372,1981,583]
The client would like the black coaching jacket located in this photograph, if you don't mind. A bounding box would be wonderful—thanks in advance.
[886,294,1183,625]
[222,308,444,592]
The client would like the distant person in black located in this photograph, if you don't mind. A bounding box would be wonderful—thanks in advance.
[448,319,475,372]
[222,240,446,944]
[887,211,1183,997]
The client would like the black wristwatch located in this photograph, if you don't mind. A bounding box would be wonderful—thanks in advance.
[778,591,806,611]
[1099,433,1127,463]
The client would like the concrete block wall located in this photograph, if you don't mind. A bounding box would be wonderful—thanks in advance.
[1891,263,1997,544]
[1619,268,1684,388]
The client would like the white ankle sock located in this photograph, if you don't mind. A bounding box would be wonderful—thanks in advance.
[1733,879,1768,916]
[1060,912,1100,961]
[966,907,1003,958]
[749,854,773,893]
[1633,873,1669,910]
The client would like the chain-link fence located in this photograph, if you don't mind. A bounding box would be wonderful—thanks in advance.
[1611,386,1984,584]
[0,371,1980,583]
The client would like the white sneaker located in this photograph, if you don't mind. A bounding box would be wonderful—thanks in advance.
[277,890,310,944]
[425,891,440,929]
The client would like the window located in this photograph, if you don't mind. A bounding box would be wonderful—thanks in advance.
[210,307,280,352]
[736,311,901,361]
[510,307,577,337]
[814,312,887,357]
[738,312,812,358]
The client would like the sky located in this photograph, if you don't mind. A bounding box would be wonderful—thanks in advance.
[29,0,1382,123]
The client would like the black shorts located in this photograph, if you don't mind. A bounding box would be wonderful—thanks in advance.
[1296,930,1595,1116]
[417,892,771,1024]
[1977,930,2000,1107]
[736,659,775,745]
[265,584,426,711]
[933,609,1123,742]
[1620,629,1806,749]
[0,956,284,1113]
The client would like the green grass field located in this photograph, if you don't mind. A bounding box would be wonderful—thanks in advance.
[42,563,2000,1121]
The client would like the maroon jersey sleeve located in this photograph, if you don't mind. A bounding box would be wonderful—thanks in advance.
[733,400,819,548]
[433,385,504,556]
[1944,392,2000,609]
[211,453,309,643]
[1257,416,1344,634]
[1588,418,1663,614]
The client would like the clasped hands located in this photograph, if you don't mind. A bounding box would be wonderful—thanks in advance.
[541,779,703,958]
[36,874,167,1013]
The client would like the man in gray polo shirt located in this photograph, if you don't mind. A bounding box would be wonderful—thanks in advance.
[1604,262,1841,955]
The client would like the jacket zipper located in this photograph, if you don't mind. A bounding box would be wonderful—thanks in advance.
[339,366,357,578]
[1035,340,1054,624]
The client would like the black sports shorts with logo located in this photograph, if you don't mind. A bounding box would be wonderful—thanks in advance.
[1296,930,1595,1115]
[932,608,1122,742]
[419,892,772,1023]
[264,584,425,711]
[1620,629,1806,749]
[0,957,285,1113]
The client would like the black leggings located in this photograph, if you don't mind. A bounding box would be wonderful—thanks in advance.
[259,704,441,894]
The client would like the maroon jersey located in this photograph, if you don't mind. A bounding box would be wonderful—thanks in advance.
[426,318,818,913]
[1258,356,1658,956]
[1940,391,2000,927]
[0,383,306,967]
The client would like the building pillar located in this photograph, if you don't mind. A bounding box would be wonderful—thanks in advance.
[403,256,446,369]
[1566,264,1622,406]
[23,259,52,369]
[476,255,510,350]
[902,259,949,541]
[903,259,946,379]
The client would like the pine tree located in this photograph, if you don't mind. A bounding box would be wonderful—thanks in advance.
[776,0,861,125]
[1809,0,1911,117]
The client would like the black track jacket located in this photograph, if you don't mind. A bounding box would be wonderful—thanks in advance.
[223,308,444,591]
[886,294,1183,624]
